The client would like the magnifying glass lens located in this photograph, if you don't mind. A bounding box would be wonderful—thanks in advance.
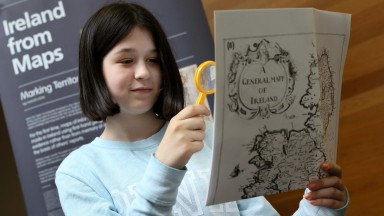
[199,65,216,92]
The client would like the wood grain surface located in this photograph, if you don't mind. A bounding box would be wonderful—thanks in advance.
[201,0,384,215]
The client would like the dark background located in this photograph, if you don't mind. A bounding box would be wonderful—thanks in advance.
[0,101,27,215]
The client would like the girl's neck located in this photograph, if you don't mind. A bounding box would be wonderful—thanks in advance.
[100,111,165,142]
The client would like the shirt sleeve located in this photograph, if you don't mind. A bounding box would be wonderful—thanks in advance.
[292,188,350,216]
[56,154,186,215]
[128,154,187,215]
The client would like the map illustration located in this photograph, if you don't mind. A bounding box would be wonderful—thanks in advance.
[227,39,336,197]
[207,8,350,206]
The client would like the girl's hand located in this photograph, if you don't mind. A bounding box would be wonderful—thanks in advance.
[304,162,348,209]
[155,104,211,169]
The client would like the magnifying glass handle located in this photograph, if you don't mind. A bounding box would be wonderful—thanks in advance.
[196,92,207,105]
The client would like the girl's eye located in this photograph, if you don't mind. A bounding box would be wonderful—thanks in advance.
[120,59,133,64]
[146,57,160,64]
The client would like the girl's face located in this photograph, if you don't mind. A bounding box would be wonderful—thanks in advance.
[102,26,162,117]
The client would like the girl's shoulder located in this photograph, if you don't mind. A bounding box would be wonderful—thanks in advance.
[56,139,99,174]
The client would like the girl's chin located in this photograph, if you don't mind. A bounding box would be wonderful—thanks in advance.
[120,106,155,116]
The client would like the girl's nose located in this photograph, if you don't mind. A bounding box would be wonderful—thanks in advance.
[134,61,150,79]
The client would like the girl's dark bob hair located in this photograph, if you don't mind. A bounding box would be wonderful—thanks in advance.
[79,2,184,121]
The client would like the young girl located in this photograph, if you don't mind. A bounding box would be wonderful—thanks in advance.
[55,2,349,215]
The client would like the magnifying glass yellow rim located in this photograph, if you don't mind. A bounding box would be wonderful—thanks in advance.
[194,60,216,94]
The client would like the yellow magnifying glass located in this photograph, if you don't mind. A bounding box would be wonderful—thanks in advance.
[195,60,216,105]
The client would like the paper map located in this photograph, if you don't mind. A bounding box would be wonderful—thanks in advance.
[207,8,351,205]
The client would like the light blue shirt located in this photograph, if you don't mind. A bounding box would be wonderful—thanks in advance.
[55,121,348,215]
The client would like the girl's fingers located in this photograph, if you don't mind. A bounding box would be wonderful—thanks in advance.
[306,196,346,209]
[321,162,342,178]
[304,186,347,209]
[304,187,345,202]
[308,176,345,192]
[189,130,206,142]
[177,104,211,120]
[190,140,205,152]
[183,116,206,131]
[172,106,207,131]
